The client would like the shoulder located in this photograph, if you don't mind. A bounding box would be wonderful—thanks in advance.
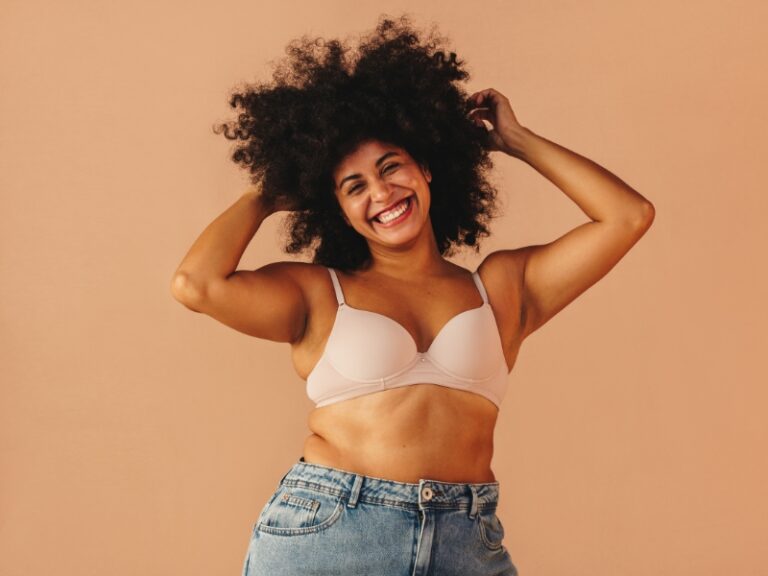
[475,248,531,335]
[249,261,333,307]
[265,261,330,292]
[476,248,530,287]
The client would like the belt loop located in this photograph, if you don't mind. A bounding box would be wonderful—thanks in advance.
[468,485,479,519]
[279,455,305,486]
[278,464,294,486]
[347,474,363,508]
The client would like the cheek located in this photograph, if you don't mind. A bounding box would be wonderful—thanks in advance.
[397,173,420,188]
[345,198,369,221]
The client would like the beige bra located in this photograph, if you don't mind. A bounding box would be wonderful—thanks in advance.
[304,267,510,409]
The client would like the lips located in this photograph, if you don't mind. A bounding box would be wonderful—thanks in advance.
[370,196,412,221]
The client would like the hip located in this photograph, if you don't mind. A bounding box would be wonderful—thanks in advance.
[241,456,518,576]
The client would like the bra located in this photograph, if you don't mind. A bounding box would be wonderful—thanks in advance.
[304,267,511,409]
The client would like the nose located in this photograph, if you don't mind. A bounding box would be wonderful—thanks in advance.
[369,177,394,203]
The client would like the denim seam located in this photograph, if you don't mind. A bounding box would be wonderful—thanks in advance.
[281,478,498,512]
[477,512,504,550]
[255,500,345,536]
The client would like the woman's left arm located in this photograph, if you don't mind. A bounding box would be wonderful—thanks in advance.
[468,88,655,339]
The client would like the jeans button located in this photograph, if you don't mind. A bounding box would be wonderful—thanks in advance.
[421,486,433,500]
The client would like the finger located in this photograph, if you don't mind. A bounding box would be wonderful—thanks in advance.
[478,128,497,150]
[469,108,492,119]
[475,89,507,109]
[466,90,490,108]
[468,108,493,124]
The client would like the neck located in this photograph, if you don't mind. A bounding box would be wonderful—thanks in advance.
[363,219,449,279]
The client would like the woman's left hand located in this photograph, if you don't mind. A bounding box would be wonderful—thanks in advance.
[466,88,529,157]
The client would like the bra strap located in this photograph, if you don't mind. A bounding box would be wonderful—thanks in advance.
[472,270,489,304]
[327,268,346,305]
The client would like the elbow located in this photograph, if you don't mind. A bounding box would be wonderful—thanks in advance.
[638,201,656,228]
[630,201,655,230]
[171,272,206,309]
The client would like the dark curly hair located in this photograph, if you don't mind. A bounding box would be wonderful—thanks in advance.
[212,13,501,272]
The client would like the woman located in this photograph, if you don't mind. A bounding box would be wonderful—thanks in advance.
[171,15,654,576]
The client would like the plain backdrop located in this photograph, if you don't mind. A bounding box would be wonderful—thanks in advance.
[2,1,767,575]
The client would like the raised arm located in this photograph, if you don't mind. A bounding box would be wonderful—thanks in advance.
[468,89,655,340]
[170,189,307,344]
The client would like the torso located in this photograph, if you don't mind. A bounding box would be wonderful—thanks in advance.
[289,256,526,483]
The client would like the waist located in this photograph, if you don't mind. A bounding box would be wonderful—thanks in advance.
[304,388,497,483]
[278,456,500,511]
[303,434,496,483]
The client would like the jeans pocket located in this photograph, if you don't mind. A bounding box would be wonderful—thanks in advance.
[477,507,505,551]
[255,483,345,537]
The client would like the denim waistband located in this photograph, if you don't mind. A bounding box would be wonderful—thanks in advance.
[278,457,500,515]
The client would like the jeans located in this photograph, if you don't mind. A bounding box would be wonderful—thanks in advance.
[241,457,519,576]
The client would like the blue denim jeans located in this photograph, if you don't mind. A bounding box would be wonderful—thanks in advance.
[241,457,519,576]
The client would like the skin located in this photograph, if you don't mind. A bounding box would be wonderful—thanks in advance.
[172,87,655,484]
[299,138,514,483]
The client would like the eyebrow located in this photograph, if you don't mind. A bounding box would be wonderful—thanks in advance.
[337,151,401,191]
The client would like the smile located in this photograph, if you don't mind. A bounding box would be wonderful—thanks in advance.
[372,197,413,227]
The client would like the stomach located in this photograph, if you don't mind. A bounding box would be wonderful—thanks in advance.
[302,382,499,484]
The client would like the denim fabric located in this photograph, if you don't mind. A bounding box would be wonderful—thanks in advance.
[241,457,519,576]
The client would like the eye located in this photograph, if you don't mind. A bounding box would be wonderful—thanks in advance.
[347,164,400,194]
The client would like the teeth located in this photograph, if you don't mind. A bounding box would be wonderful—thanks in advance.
[376,198,409,223]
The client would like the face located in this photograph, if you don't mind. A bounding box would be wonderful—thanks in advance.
[332,139,432,247]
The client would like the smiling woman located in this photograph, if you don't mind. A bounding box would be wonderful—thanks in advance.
[173,10,653,576]
[210,13,499,273]
[332,141,434,246]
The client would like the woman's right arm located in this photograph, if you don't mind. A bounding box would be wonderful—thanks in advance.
[170,189,307,344]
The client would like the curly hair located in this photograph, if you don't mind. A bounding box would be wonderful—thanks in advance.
[212,13,501,272]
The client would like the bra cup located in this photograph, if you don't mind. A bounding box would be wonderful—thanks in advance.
[324,308,418,381]
[428,308,503,380]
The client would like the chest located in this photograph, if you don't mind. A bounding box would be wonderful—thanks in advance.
[294,295,520,383]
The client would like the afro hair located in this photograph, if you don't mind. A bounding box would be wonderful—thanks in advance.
[212,13,501,272]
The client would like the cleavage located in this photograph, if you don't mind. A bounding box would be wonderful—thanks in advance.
[337,272,483,353]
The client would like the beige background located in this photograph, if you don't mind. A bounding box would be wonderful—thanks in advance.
[2,1,766,575]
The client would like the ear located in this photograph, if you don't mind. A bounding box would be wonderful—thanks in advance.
[421,163,432,183]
